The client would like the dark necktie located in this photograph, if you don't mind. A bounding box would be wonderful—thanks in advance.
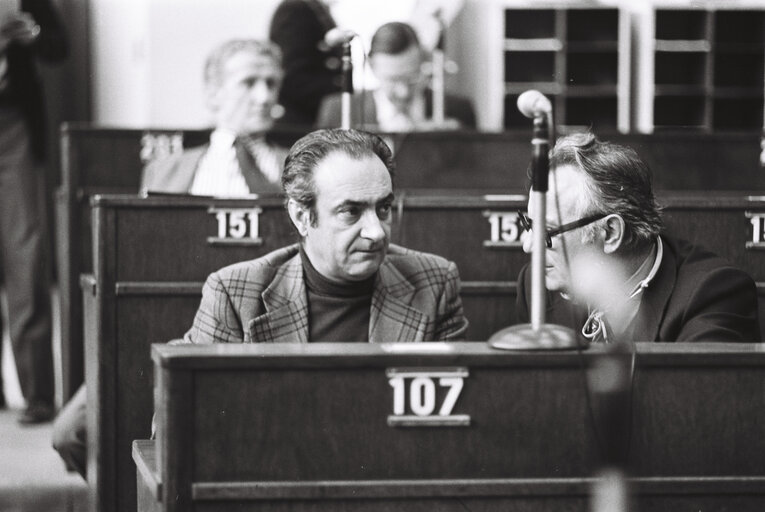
[233,137,281,195]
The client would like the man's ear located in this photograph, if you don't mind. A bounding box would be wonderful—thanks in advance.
[602,214,626,254]
[287,199,310,236]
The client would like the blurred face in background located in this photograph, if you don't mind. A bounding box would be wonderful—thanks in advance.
[208,50,283,136]
[370,45,426,113]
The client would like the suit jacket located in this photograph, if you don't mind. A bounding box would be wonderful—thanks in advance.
[139,142,289,195]
[269,0,342,127]
[316,90,477,130]
[8,0,68,161]
[516,235,761,342]
[184,243,468,343]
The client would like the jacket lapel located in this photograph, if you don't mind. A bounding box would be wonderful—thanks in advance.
[248,254,310,343]
[633,237,676,342]
[176,147,207,192]
[369,259,430,342]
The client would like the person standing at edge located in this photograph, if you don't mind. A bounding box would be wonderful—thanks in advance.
[0,0,67,424]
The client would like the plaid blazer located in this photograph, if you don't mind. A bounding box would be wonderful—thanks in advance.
[184,244,468,343]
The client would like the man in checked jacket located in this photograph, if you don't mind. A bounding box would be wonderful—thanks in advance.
[184,128,468,343]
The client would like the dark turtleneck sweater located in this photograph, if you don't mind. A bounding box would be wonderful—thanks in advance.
[300,246,375,342]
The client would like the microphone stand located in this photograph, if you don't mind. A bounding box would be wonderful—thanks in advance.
[588,342,634,512]
[489,110,577,350]
[340,40,353,130]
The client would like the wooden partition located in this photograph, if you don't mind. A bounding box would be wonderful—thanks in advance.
[86,191,765,512]
[135,342,765,511]
[56,124,209,400]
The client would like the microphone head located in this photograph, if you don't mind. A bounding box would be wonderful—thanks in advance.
[324,28,356,48]
[517,90,552,119]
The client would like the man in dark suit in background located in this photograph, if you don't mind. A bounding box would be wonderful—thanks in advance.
[516,132,760,343]
[0,0,67,424]
[184,128,468,344]
[269,0,342,128]
[316,21,475,131]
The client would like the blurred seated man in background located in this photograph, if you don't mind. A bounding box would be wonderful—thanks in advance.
[184,128,468,343]
[52,38,292,479]
[316,22,475,132]
[516,132,760,343]
[141,39,288,197]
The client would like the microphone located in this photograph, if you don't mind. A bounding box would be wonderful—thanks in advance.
[488,87,575,350]
[324,28,356,48]
[517,89,552,119]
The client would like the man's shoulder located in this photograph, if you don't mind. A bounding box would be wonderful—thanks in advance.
[662,234,756,294]
[664,235,745,276]
[211,244,300,285]
[140,145,208,193]
[384,244,456,276]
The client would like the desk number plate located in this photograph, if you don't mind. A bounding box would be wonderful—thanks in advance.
[483,210,524,248]
[746,211,765,249]
[386,367,470,427]
[208,207,263,246]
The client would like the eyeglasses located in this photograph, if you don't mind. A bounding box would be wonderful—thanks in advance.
[517,210,608,249]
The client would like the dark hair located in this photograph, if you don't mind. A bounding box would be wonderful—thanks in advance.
[550,132,663,252]
[203,39,282,89]
[369,21,421,56]
[281,129,395,226]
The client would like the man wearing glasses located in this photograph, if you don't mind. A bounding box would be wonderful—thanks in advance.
[516,132,760,343]
[316,21,475,131]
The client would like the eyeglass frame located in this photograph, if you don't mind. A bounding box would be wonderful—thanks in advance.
[516,210,609,249]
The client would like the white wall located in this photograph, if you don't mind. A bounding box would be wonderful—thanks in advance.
[90,0,151,126]
[91,0,282,127]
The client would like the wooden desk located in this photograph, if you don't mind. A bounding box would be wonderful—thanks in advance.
[87,191,765,512]
[135,342,765,511]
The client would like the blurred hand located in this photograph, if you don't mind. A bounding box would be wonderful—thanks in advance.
[0,12,39,52]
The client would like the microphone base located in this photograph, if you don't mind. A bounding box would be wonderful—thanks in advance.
[488,323,584,351]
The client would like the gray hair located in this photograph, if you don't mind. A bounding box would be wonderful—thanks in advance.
[282,129,395,227]
[550,132,663,252]
[203,39,283,89]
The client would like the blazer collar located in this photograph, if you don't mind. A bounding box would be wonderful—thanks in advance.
[369,257,430,342]
[250,251,430,343]
[633,236,677,342]
[173,146,207,192]
[250,252,310,343]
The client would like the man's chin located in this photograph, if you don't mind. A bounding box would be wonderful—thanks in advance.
[347,254,384,279]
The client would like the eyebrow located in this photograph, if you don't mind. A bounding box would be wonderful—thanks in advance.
[335,193,395,210]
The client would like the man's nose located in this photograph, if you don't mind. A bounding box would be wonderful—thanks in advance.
[250,81,272,104]
[360,210,386,242]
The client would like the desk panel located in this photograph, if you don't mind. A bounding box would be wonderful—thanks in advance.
[135,343,765,512]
